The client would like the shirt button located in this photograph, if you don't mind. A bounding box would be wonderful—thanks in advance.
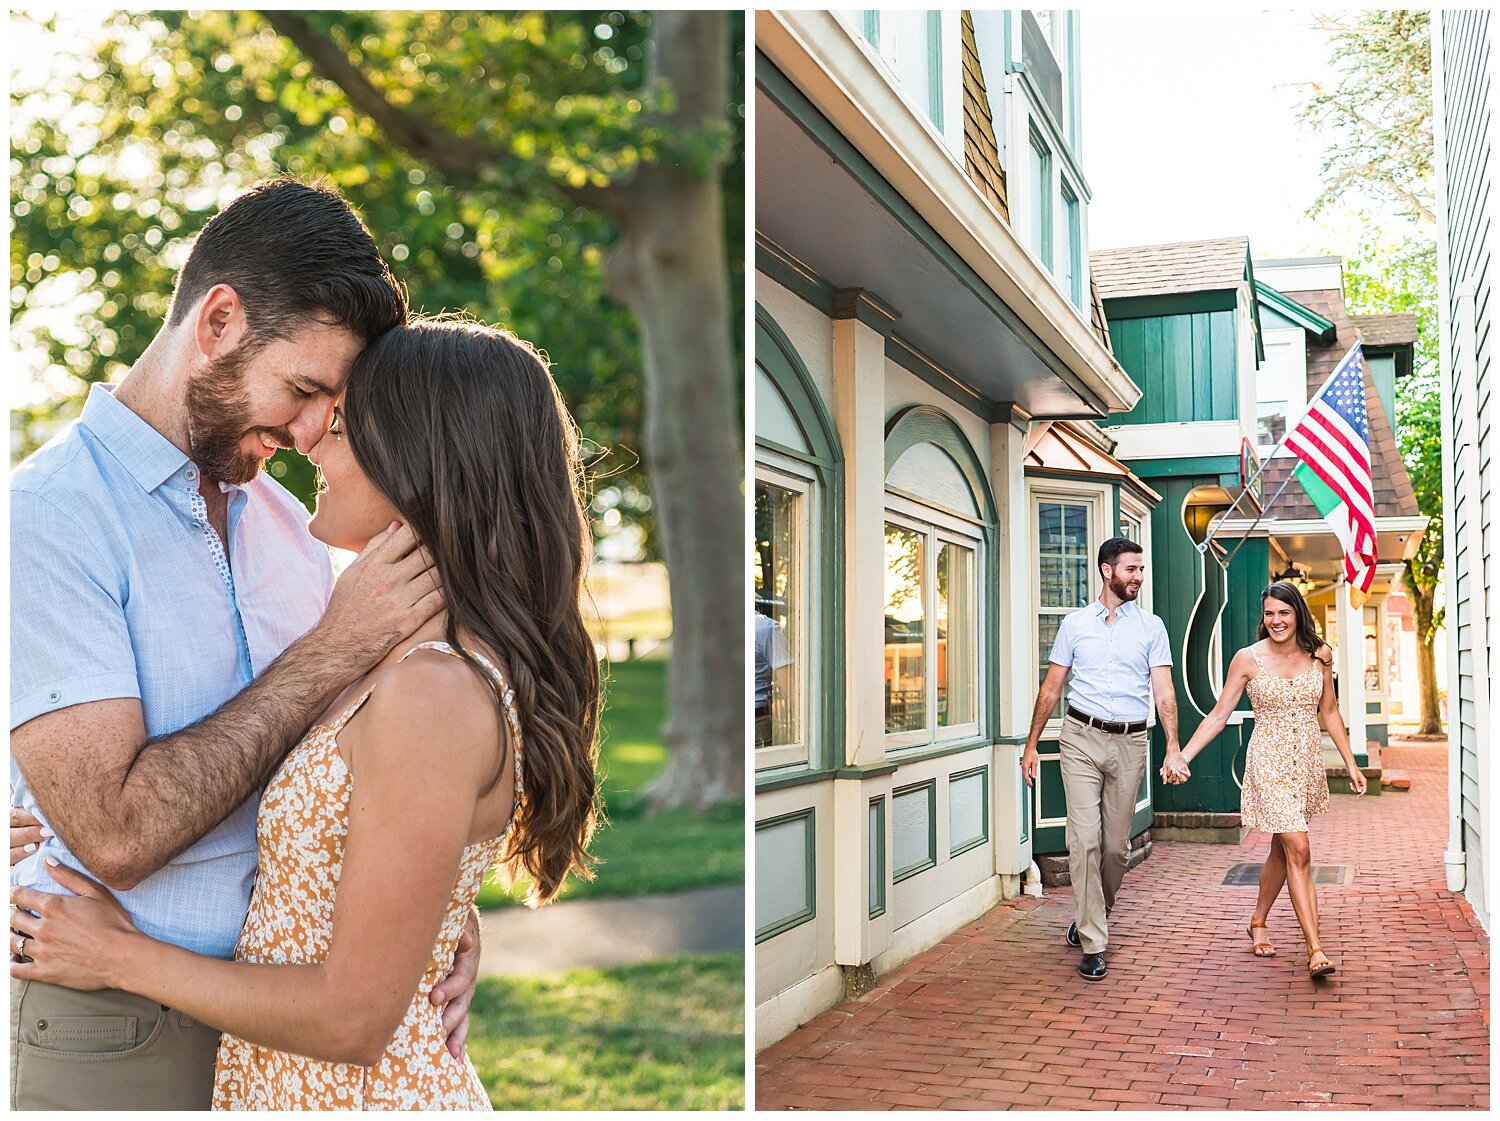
[185,467,198,482]
[47,690,61,704]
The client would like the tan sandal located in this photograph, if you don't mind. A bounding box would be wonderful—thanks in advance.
[1246,921,1276,957]
[1307,946,1336,978]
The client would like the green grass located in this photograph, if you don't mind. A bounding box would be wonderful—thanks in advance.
[477,658,744,907]
[468,952,745,1110]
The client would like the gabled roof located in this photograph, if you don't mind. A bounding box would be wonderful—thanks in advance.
[1352,312,1418,348]
[1023,420,1162,506]
[1256,282,1337,344]
[1090,236,1252,300]
[1259,286,1421,522]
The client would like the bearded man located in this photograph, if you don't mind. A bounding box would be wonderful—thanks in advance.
[1021,537,1185,980]
[9,178,480,1109]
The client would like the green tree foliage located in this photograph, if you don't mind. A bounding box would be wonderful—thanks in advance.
[11,10,744,557]
[1300,10,1433,226]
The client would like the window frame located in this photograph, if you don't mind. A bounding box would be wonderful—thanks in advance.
[755,452,818,773]
[883,492,985,752]
[1029,480,1111,737]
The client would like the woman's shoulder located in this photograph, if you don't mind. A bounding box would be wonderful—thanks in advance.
[349,644,505,763]
[1313,642,1334,664]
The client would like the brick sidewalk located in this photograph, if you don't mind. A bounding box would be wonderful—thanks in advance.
[756,741,1488,1110]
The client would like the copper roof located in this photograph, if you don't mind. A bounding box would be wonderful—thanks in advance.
[1024,420,1162,505]
[1090,237,1251,300]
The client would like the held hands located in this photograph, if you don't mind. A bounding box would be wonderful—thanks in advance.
[322,522,444,665]
[11,858,138,990]
[1159,750,1191,786]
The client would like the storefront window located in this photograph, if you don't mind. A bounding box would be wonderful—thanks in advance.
[1363,605,1381,692]
[937,542,975,727]
[755,475,806,762]
[1037,498,1091,716]
[884,523,926,734]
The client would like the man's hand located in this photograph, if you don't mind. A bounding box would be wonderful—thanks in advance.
[318,523,443,664]
[1021,746,1040,788]
[431,906,482,1057]
[1160,752,1191,785]
[10,804,50,867]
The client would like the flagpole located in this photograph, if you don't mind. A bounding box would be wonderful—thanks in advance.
[1210,467,1302,572]
[1197,336,1365,556]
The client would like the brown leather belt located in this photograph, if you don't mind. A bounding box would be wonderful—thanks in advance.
[1066,706,1147,735]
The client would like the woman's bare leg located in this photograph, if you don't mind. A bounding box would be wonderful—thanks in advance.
[1279,831,1323,956]
[1253,834,1287,924]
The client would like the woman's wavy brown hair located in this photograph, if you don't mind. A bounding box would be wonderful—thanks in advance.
[1258,580,1330,664]
[343,315,599,906]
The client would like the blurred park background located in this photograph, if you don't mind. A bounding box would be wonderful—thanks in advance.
[11,9,744,1109]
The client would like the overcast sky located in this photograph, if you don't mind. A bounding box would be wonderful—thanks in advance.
[1080,10,1381,260]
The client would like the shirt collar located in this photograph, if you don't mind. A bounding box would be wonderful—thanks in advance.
[1093,599,1137,619]
[79,383,195,494]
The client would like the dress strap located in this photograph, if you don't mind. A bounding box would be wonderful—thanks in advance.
[327,688,376,735]
[1249,646,1265,672]
[398,641,525,812]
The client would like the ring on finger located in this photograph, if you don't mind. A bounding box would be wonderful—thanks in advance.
[12,933,26,956]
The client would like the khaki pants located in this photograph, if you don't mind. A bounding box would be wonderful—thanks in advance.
[11,979,220,1110]
[1058,715,1149,955]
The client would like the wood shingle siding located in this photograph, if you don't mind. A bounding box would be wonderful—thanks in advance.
[960,10,1008,222]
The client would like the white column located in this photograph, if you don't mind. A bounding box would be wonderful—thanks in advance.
[1335,578,1368,767]
[830,291,896,967]
[989,410,1033,881]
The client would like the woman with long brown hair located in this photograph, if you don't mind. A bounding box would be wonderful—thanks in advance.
[1164,581,1366,979]
[10,317,600,1108]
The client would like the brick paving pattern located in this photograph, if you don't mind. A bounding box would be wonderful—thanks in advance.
[756,741,1488,1110]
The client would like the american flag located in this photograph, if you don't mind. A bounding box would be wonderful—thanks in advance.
[1283,343,1377,594]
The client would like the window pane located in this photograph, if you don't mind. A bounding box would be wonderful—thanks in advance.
[754,481,801,750]
[1062,180,1082,306]
[937,542,975,727]
[1029,129,1052,269]
[1038,501,1090,607]
[884,524,926,733]
[1257,401,1287,447]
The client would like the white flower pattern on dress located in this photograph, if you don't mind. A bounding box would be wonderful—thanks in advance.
[212,642,522,1111]
[1240,648,1329,834]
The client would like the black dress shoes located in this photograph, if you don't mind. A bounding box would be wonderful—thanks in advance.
[1078,952,1107,980]
[1066,922,1081,948]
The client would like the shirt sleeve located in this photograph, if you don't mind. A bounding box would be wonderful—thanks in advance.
[11,491,141,730]
[1047,613,1075,667]
[1148,616,1174,667]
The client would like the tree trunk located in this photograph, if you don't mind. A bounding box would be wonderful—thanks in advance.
[1407,565,1443,735]
[609,11,744,810]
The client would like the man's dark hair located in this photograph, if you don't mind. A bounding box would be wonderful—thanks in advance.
[167,176,407,348]
[1098,536,1144,573]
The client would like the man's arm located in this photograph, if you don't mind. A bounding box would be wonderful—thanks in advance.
[1150,663,1183,773]
[12,524,441,891]
[1021,663,1070,787]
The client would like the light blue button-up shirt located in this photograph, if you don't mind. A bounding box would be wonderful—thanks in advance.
[1048,599,1173,724]
[11,384,333,958]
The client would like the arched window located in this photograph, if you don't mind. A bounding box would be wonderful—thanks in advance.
[882,406,997,749]
[754,307,842,774]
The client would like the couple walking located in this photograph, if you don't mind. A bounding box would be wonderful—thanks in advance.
[1021,538,1366,982]
[9,178,600,1109]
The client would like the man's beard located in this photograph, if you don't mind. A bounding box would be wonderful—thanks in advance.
[1110,575,1141,601]
[184,345,291,485]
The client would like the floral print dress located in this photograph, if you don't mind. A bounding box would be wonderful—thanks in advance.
[212,641,523,1111]
[1240,646,1329,834]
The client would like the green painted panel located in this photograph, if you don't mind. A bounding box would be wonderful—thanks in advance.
[1109,310,1238,427]
[1366,352,1397,436]
[1210,311,1238,419]
[1033,742,1067,853]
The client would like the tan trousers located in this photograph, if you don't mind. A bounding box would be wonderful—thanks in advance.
[11,978,220,1110]
[1058,715,1149,955]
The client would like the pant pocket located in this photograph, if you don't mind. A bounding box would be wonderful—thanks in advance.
[24,1014,140,1054]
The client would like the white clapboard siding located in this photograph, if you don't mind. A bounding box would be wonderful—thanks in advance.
[1435,9,1493,930]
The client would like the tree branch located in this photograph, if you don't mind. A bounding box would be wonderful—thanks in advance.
[260,11,620,212]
